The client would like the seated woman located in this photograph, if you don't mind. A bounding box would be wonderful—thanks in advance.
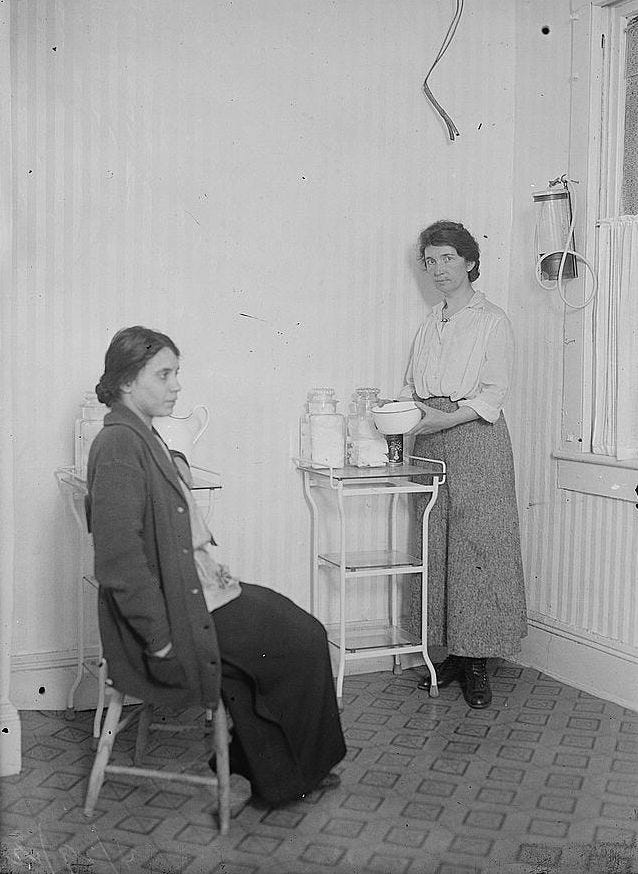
[86,325,346,807]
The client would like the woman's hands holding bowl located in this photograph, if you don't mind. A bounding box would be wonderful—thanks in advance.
[408,395,480,436]
[408,402,454,436]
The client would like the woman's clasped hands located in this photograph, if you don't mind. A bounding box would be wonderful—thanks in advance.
[409,401,452,436]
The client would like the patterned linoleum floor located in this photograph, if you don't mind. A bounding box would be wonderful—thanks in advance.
[1,663,638,874]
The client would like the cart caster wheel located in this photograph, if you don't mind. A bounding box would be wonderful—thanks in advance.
[392,663,403,676]
[429,686,439,698]
[65,707,76,721]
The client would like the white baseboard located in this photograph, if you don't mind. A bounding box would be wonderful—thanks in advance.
[330,619,638,713]
[13,645,413,712]
[518,615,638,712]
[11,646,102,712]
[14,621,634,716]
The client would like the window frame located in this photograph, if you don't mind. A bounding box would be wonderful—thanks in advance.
[555,0,638,502]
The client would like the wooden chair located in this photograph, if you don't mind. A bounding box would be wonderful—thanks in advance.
[84,687,231,834]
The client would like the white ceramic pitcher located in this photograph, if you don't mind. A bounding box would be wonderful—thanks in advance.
[154,404,210,460]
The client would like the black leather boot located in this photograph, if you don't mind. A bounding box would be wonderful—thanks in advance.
[461,658,492,708]
[417,654,463,690]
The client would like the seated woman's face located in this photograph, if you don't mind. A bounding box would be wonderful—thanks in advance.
[423,245,474,294]
[120,347,181,424]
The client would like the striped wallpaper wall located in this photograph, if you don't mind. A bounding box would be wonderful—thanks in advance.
[7,0,637,697]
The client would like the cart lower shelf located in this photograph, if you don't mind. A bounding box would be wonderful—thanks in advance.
[319,549,423,572]
[325,620,421,653]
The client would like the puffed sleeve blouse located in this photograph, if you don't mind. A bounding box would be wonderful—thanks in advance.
[399,291,514,423]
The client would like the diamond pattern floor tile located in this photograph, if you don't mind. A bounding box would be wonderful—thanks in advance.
[1,662,637,873]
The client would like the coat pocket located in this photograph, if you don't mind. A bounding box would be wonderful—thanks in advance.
[144,651,187,689]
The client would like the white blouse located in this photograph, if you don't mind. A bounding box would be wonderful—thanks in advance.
[399,291,514,423]
[154,433,242,612]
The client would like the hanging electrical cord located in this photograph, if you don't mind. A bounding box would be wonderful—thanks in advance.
[533,176,598,309]
[422,0,464,141]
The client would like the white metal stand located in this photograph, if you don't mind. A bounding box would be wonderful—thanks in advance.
[298,456,445,701]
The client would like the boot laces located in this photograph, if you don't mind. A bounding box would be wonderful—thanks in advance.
[468,660,488,689]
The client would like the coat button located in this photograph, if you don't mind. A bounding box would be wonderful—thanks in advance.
[191,588,199,594]
[182,548,189,555]
[177,506,185,513]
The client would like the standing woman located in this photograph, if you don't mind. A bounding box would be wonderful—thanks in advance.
[401,221,527,708]
[86,326,345,807]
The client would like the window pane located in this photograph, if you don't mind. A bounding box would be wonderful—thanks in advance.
[622,16,638,214]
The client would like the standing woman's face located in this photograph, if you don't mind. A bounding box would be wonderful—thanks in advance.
[120,347,181,426]
[423,245,475,295]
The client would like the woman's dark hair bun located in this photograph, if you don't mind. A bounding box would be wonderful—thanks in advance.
[95,379,113,406]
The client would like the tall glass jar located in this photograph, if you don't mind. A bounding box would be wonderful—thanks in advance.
[74,391,105,479]
[299,388,346,468]
[347,387,388,466]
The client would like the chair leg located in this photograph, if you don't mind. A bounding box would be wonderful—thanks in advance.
[84,690,124,817]
[92,649,108,740]
[214,704,231,835]
[85,693,233,833]
[134,703,154,765]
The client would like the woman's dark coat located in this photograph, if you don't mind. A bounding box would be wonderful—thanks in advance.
[86,402,221,709]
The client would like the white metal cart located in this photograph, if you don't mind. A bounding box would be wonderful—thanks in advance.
[297,456,446,701]
[54,465,222,736]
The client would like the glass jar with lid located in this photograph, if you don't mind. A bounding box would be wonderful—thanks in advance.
[347,387,388,467]
[299,388,346,468]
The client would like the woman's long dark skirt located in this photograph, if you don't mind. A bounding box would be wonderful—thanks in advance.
[213,582,346,805]
[411,398,527,659]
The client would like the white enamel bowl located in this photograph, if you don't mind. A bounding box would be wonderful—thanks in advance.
[371,401,422,435]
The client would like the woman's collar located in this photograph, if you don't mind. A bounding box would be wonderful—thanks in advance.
[434,289,485,317]
[105,403,184,490]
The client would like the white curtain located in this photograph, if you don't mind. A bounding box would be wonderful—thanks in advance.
[592,215,638,460]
